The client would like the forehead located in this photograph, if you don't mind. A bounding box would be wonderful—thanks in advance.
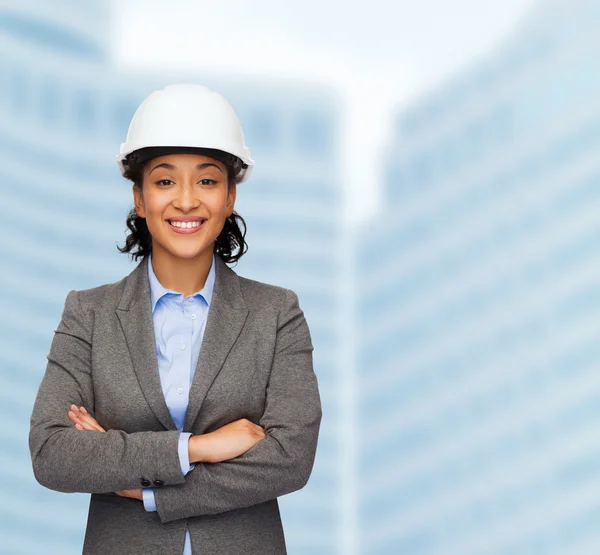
[146,153,226,172]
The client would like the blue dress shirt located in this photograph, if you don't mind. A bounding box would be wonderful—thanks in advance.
[141,252,216,555]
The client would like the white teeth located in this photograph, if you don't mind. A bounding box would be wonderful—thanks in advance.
[169,220,203,228]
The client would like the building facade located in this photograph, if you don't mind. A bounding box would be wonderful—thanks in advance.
[356,1,600,553]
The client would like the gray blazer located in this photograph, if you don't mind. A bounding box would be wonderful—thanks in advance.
[29,254,322,555]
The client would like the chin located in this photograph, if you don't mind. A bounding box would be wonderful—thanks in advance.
[165,244,211,260]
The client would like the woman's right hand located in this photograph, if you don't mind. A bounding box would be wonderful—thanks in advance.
[190,418,265,463]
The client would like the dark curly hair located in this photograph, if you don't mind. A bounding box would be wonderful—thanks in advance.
[116,146,249,265]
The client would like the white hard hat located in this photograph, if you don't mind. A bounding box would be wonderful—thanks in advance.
[116,83,254,183]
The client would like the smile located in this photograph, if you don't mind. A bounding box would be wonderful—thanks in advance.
[166,219,206,234]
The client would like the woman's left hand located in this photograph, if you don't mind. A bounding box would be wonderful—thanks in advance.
[67,404,143,501]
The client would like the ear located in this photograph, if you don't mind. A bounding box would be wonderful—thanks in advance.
[226,182,237,217]
[132,184,146,218]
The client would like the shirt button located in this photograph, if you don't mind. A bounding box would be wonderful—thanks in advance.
[181,343,186,350]
[188,298,194,302]
[140,478,151,487]
[177,387,184,395]
[191,314,196,320]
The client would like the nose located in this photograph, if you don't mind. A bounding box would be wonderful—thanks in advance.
[173,181,200,211]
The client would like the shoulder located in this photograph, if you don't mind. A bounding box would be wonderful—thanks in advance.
[54,275,127,339]
[66,274,129,313]
[236,275,312,346]
[236,275,307,333]
[237,274,302,312]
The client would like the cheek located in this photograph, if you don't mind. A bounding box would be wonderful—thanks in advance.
[142,194,171,235]
[204,193,230,214]
[144,190,170,216]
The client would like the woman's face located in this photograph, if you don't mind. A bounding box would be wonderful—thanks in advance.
[133,152,236,261]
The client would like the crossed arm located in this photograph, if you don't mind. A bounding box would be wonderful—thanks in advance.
[29,288,322,522]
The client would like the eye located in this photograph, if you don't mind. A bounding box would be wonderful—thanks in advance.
[200,179,217,185]
[156,179,173,186]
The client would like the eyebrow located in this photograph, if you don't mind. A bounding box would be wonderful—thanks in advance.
[149,162,224,175]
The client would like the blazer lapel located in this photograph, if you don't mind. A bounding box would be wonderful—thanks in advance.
[116,254,249,432]
[184,255,249,430]
[116,256,177,431]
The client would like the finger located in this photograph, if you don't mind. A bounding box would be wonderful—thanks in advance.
[70,406,105,432]
[68,409,104,432]
[77,406,105,431]
[68,411,95,431]
[68,405,87,423]
[81,417,105,432]
[68,406,87,428]
[68,410,83,424]
[115,489,135,499]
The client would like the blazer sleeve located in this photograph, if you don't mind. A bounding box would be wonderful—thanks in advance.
[153,288,323,523]
[29,289,186,494]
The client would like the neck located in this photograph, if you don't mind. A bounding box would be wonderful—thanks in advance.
[150,245,214,297]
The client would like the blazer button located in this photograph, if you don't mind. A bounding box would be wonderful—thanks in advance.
[140,478,151,487]
[153,479,164,487]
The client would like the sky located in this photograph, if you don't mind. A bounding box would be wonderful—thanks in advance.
[112,0,537,222]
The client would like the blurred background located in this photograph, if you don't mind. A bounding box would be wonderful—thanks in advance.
[4,0,600,553]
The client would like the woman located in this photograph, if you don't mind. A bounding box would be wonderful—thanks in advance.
[29,83,322,555]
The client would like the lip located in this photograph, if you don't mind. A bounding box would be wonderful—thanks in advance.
[166,219,206,234]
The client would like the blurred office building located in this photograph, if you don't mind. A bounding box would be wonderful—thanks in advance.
[357,1,600,554]
[0,1,342,554]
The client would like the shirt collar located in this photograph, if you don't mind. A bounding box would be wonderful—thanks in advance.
[147,252,216,314]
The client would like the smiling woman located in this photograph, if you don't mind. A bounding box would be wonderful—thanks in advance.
[29,83,322,555]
